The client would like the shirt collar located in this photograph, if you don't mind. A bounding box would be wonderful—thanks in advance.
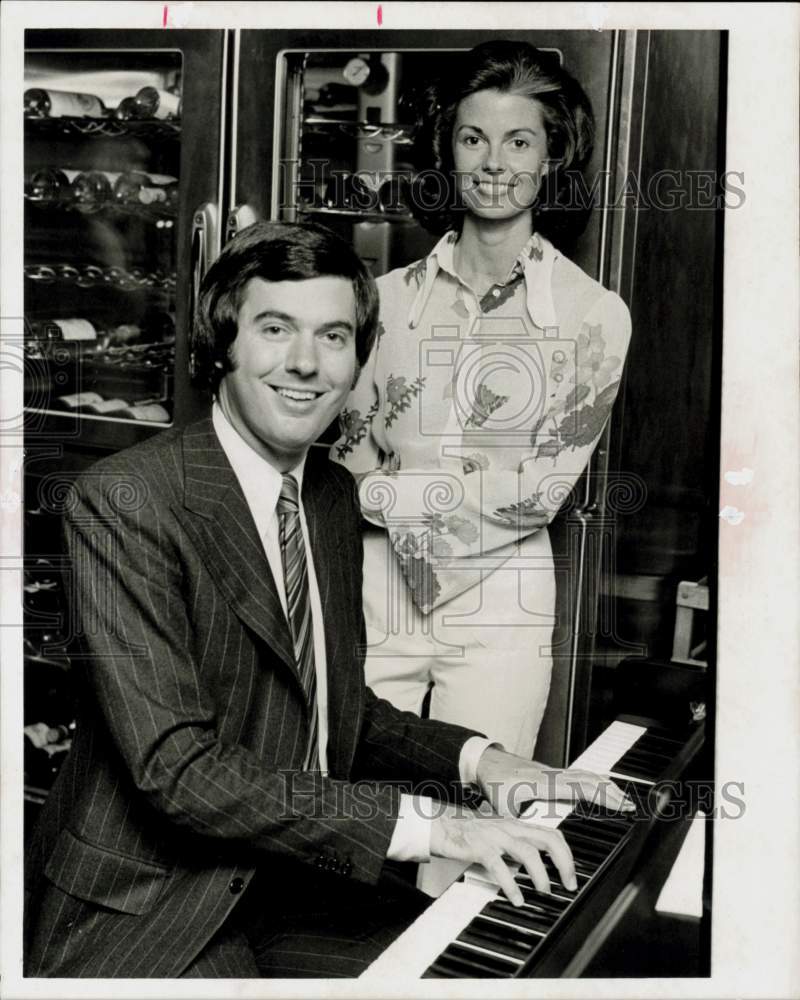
[211,401,306,539]
[408,229,559,331]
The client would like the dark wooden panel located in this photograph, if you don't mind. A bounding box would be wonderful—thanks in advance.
[599,31,724,667]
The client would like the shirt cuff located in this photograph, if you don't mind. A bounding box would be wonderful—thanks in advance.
[386,794,439,863]
[459,736,504,786]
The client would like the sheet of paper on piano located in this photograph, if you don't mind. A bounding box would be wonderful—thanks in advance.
[654,810,705,919]
[361,721,647,980]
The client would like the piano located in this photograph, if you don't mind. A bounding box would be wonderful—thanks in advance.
[363,715,706,979]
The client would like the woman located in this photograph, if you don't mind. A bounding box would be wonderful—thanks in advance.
[334,40,631,823]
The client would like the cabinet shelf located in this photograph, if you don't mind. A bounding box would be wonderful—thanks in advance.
[302,117,414,145]
[25,407,171,428]
[25,197,177,225]
[298,205,415,224]
[25,114,180,140]
[25,262,177,293]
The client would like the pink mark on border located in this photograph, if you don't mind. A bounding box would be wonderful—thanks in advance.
[377,5,383,26]
[162,5,168,27]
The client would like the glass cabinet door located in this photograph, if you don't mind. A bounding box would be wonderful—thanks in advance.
[23,29,224,450]
[24,49,183,429]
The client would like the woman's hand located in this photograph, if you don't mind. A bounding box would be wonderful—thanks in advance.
[475,745,635,818]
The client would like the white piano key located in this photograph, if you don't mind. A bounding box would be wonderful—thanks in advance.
[360,880,498,981]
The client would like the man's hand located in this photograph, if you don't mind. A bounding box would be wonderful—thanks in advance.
[475,746,635,818]
[429,811,577,907]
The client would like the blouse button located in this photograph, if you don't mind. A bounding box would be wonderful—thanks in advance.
[492,288,501,297]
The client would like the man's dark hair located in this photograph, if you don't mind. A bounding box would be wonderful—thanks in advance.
[410,40,596,246]
[191,221,379,394]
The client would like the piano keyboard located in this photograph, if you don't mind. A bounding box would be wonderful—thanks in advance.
[362,718,702,980]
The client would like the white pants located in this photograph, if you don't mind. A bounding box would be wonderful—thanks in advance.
[361,527,556,895]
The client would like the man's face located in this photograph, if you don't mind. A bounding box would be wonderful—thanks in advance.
[218,276,358,470]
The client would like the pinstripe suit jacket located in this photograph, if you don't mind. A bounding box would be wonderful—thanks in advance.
[24,417,476,978]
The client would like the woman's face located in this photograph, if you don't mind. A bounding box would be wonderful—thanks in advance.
[452,88,550,222]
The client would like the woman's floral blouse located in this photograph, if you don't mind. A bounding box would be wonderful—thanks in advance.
[333,231,632,614]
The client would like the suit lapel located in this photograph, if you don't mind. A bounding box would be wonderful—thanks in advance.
[302,455,361,777]
[175,419,297,678]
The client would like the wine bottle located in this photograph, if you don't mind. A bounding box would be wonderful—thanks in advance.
[122,402,170,422]
[55,391,104,411]
[82,398,130,415]
[113,172,178,214]
[28,318,98,342]
[72,171,118,212]
[133,86,181,120]
[25,168,75,205]
[113,96,140,121]
[24,88,107,119]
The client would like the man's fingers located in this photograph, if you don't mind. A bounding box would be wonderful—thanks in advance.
[537,829,577,892]
[484,854,524,908]
[555,770,636,812]
[506,827,577,894]
[606,780,636,811]
[517,848,550,895]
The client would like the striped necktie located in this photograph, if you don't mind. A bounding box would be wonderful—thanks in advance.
[277,474,319,771]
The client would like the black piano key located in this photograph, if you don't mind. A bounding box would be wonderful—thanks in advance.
[423,958,459,978]
[623,743,674,766]
[442,941,520,977]
[459,919,537,961]
[609,778,653,810]
[559,817,625,852]
[559,826,613,856]
[558,842,606,871]
[556,850,600,876]
[518,872,587,904]
[543,857,593,884]
[615,747,672,774]
[478,905,554,940]
[558,817,626,847]
[561,838,612,869]
[424,949,508,979]
[571,799,636,823]
[613,752,667,781]
[639,725,692,747]
[485,899,555,934]
[509,884,570,915]
[634,730,685,752]
[518,890,576,916]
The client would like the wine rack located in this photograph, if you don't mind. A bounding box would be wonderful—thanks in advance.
[25,115,181,140]
[302,118,414,144]
[25,262,177,292]
[24,49,183,433]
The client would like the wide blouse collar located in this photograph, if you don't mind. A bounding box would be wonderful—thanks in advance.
[408,229,560,331]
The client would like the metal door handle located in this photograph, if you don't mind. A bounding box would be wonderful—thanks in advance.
[226,203,259,243]
[189,202,218,378]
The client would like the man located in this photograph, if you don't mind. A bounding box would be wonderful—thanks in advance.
[24,222,629,978]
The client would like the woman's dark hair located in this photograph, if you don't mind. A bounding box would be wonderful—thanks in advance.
[410,40,595,244]
[191,221,379,394]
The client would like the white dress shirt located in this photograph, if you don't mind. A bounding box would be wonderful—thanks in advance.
[212,403,493,862]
